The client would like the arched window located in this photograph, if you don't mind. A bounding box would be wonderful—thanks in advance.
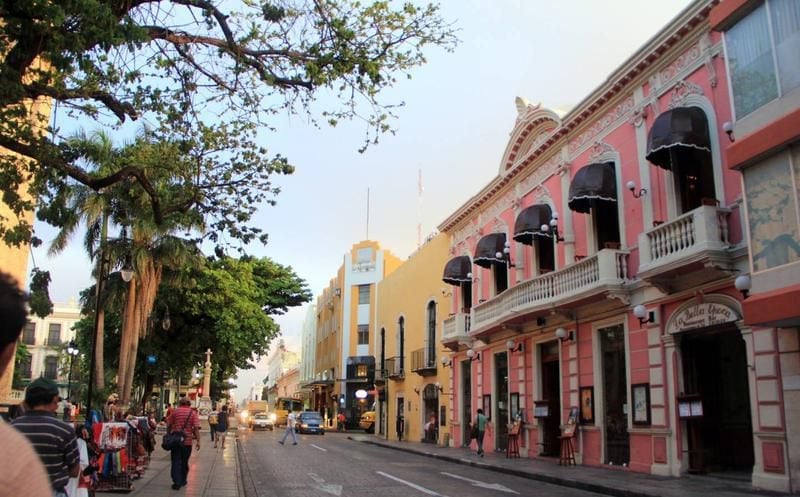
[397,316,405,373]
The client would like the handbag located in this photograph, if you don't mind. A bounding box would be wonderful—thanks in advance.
[470,422,479,440]
[162,411,192,451]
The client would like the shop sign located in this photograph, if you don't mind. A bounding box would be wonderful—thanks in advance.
[667,302,738,334]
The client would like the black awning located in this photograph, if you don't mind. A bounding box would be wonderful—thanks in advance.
[473,233,506,268]
[645,107,711,170]
[442,255,472,286]
[513,204,553,245]
[568,162,617,213]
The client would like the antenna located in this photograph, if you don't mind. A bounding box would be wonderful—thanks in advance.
[366,187,370,240]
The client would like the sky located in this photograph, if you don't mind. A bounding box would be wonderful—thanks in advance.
[31,0,694,400]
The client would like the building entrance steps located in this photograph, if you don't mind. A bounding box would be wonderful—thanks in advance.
[349,434,788,497]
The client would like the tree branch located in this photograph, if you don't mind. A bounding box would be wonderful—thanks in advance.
[25,83,138,122]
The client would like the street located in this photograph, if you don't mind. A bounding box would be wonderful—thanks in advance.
[237,429,606,497]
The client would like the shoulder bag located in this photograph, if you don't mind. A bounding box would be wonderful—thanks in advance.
[162,411,192,451]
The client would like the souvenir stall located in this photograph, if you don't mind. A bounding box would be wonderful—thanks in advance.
[89,417,154,492]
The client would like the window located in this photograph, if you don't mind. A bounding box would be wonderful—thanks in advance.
[22,322,36,345]
[358,285,370,305]
[44,356,58,380]
[744,146,800,272]
[426,301,436,366]
[356,248,372,263]
[47,323,61,346]
[358,324,369,345]
[726,1,800,118]
[17,356,32,378]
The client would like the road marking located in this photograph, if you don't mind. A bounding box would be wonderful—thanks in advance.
[310,444,327,451]
[440,472,519,494]
[308,472,342,496]
[377,471,449,497]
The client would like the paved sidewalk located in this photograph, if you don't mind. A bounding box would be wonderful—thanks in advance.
[124,427,243,497]
[350,434,789,497]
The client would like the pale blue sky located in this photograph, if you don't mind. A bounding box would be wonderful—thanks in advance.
[31,0,693,396]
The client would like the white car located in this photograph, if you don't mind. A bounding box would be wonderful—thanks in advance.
[252,412,276,431]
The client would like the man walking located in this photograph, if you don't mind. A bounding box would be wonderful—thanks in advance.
[12,377,80,496]
[279,410,298,445]
[0,272,52,497]
[474,408,491,457]
[165,397,201,490]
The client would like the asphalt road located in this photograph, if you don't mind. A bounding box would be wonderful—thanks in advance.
[237,428,606,497]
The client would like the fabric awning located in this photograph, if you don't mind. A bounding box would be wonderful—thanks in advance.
[645,107,711,170]
[473,233,506,268]
[513,204,553,245]
[568,162,617,213]
[442,256,472,286]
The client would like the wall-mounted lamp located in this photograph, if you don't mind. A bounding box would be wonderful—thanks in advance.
[495,241,516,268]
[434,382,443,393]
[466,348,481,362]
[626,180,647,199]
[441,287,453,298]
[120,255,135,283]
[413,386,421,395]
[334,288,341,297]
[506,339,524,353]
[540,211,565,243]
[633,304,655,326]
[441,356,453,368]
[734,273,751,299]
[722,121,735,142]
[555,327,574,343]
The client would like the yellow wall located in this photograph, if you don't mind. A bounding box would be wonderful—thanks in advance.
[376,233,452,442]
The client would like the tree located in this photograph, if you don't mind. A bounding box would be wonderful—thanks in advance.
[0,1,458,248]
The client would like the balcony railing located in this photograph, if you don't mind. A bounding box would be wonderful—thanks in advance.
[471,249,629,333]
[45,337,62,347]
[411,347,437,376]
[442,313,472,343]
[385,356,404,379]
[639,205,731,270]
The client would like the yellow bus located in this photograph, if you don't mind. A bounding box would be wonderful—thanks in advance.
[273,397,303,426]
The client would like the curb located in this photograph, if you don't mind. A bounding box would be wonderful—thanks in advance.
[353,437,653,497]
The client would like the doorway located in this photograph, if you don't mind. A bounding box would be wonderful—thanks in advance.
[539,341,561,456]
[461,360,472,446]
[495,352,509,451]
[600,324,629,465]
[680,327,754,474]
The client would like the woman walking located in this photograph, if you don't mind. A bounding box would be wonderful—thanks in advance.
[214,406,229,449]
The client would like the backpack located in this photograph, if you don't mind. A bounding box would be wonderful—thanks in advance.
[209,412,218,425]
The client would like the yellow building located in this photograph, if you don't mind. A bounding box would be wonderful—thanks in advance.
[312,240,402,429]
[376,233,452,443]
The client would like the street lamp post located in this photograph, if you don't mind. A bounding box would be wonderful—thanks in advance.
[66,340,79,403]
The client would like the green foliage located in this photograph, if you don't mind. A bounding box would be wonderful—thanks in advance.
[0,0,458,247]
[12,342,30,390]
[29,268,53,318]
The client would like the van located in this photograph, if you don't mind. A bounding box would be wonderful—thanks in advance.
[359,411,376,433]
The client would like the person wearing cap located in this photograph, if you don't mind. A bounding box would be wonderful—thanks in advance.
[12,376,81,496]
[165,396,201,490]
[0,272,52,497]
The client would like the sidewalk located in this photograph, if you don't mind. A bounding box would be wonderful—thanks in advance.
[124,425,243,497]
[350,434,788,497]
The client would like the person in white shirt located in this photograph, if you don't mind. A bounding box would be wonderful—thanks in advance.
[278,411,298,445]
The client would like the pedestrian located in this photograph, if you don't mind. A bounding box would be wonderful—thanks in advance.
[278,410,298,445]
[474,408,491,457]
[65,424,91,497]
[208,408,219,442]
[336,411,346,432]
[11,377,81,496]
[0,272,52,497]
[165,397,201,490]
[396,415,404,441]
[214,405,229,449]
[164,402,174,422]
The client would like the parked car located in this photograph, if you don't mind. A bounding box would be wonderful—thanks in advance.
[296,411,325,435]
[359,411,375,433]
[251,412,276,431]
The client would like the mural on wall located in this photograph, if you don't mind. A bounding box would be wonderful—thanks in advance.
[744,150,800,272]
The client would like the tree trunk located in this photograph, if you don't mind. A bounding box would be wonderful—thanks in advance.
[94,306,106,392]
[117,280,138,406]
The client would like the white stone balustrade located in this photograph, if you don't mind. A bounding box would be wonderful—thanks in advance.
[442,313,472,342]
[470,249,629,333]
[638,205,731,272]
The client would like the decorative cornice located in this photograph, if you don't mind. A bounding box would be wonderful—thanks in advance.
[666,79,705,110]
[568,97,635,157]
[588,141,617,164]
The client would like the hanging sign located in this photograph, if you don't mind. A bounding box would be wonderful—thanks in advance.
[667,302,738,334]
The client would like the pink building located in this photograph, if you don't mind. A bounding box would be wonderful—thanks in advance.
[439,0,797,492]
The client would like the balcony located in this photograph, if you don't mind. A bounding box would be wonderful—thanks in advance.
[638,205,734,293]
[410,348,437,377]
[470,249,630,337]
[385,356,404,380]
[442,313,472,350]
